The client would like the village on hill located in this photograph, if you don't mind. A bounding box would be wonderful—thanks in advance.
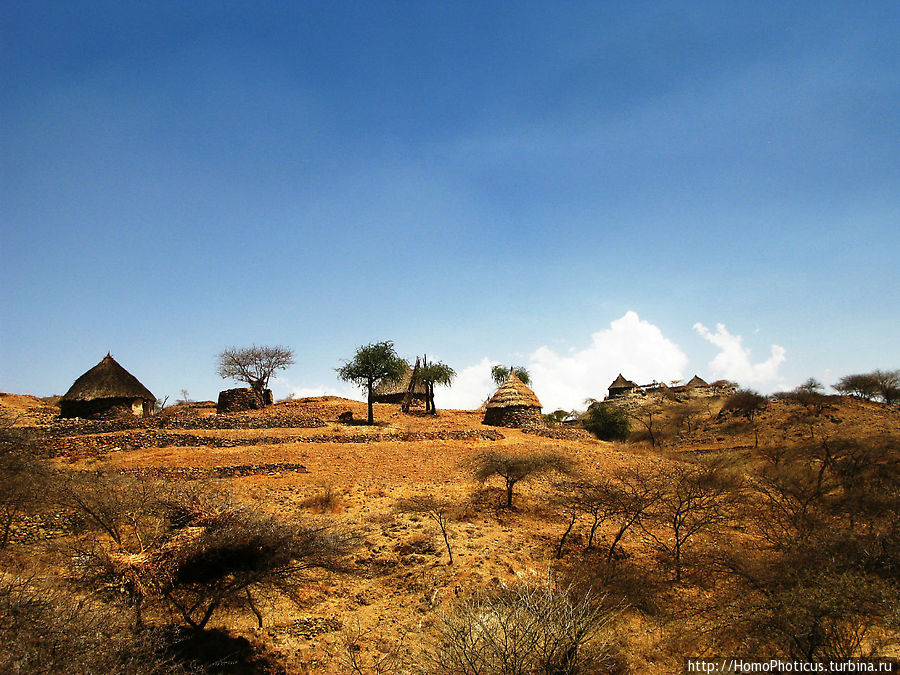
[2,343,899,673]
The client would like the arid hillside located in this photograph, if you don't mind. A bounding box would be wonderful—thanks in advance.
[1,391,898,673]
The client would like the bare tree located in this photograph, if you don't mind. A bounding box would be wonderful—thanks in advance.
[642,460,739,582]
[623,406,661,447]
[64,475,351,632]
[217,345,294,404]
[396,495,455,564]
[472,450,574,509]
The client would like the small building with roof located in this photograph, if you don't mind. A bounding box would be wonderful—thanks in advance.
[684,375,709,390]
[483,369,543,428]
[59,353,156,418]
[371,361,426,406]
[607,373,640,399]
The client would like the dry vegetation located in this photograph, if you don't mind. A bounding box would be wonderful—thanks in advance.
[1,389,898,673]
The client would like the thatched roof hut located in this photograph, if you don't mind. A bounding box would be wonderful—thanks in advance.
[607,373,640,398]
[684,375,709,389]
[483,369,543,428]
[59,353,155,418]
[371,361,426,405]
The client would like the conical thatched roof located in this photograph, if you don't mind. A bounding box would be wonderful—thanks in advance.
[485,370,542,409]
[372,361,425,396]
[685,375,709,388]
[61,354,155,403]
[609,373,637,389]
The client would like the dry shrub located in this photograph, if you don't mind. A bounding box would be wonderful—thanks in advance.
[423,581,624,674]
[0,573,202,674]
[299,483,342,513]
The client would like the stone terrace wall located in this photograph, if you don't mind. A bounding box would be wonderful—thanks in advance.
[44,428,504,457]
[45,412,327,436]
[522,427,594,440]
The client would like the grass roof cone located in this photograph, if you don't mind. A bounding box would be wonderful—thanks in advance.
[482,368,544,428]
[59,353,156,418]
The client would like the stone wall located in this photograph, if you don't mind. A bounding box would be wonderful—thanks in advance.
[482,406,545,429]
[216,388,273,414]
[45,412,326,435]
[43,428,505,457]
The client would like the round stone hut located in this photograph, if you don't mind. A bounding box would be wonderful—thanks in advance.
[482,369,543,428]
[59,353,156,418]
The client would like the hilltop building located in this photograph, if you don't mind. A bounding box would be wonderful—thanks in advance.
[607,373,640,398]
[606,373,713,399]
[59,353,155,419]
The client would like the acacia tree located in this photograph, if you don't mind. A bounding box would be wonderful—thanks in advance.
[583,402,630,441]
[833,373,879,400]
[472,450,573,509]
[491,365,530,387]
[871,369,900,405]
[419,360,456,414]
[337,341,407,425]
[217,345,294,404]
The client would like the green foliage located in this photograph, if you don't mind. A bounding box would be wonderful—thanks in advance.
[490,364,530,386]
[582,403,630,441]
[419,361,456,413]
[472,450,574,508]
[336,341,407,423]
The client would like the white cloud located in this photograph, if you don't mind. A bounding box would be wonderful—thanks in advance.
[693,322,786,387]
[528,311,688,411]
[438,357,498,410]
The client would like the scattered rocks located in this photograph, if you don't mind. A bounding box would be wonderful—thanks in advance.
[522,427,593,440]
[108,463,311,480]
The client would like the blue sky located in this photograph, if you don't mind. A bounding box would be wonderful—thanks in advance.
[2,1,898,410]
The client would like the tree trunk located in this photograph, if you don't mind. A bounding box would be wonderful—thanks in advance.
[556,509,577,559]
[246,588,263,628]
[505,480,515,508]
[367,379,375,425]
